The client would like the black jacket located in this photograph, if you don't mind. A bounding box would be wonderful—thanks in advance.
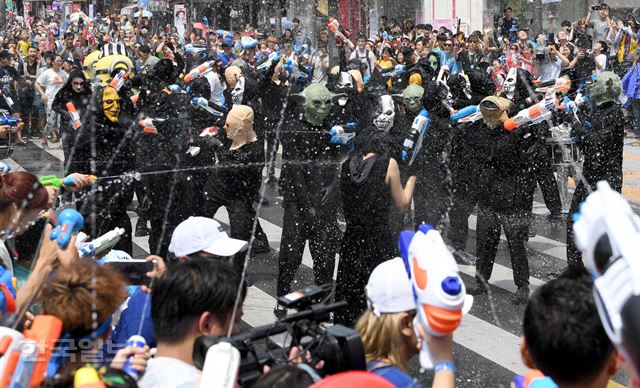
[52,69,92,135]
[572,101,624,191]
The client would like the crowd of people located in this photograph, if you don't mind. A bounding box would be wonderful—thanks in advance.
[0,2,638,387]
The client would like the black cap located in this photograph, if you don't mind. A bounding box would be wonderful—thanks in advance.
[0,50,11,60]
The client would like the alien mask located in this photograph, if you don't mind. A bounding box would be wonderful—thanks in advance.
[292,83,342,126]
[399,84,424,115]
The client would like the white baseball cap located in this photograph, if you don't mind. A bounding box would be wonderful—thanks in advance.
[169,217,248,257]
[366,257,416,317]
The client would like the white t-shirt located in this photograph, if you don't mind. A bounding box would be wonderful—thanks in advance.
[349,48,376,78]
[138,357,200,388]
[595,53,607,74]
[36,68,67,109]
[310,52,329,84]
[204,71,225,107]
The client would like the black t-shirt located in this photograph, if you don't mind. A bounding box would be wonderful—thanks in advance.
[503,18,519,43]
[0,65,18,111]
[573,55,595,82]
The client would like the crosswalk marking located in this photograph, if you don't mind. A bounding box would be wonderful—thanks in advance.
[18,140,614,382]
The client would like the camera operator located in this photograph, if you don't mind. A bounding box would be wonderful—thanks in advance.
[520,267,619,387]
[355,258,455,388]
[535,45,570,82]
[137,259,247,388]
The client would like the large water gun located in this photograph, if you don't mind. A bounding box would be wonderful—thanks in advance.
[184,61,215,83]
[66,102,81,130]
[39,174,97,189]
[572,181,640,378]
[0,116,21,127]
[78,227,125,258]
[240,36,258,50]
[327,18,355,49]
[327,122,358,145]
[49,208,84,249]
[504,93,557,131]
[192,97,225,117]
[380,64,405,79]
[0,315,63,387]
[109,69,128,91]
[401,109,430,166]
[450,105,481,124]
[534,78,571,95]
[256,51,282,71]
[398,224,472,369]
[513,370,557,388]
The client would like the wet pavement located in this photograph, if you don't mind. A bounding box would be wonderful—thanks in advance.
[9,139,630,387]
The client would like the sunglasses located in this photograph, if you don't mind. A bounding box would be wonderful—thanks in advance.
[443,43,453,47]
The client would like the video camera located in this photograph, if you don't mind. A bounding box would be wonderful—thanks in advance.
[192,284,365,388]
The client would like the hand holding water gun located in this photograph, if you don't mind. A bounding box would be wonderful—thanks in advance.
[109,69,129,91]
[381,64,405,79]
[0,115,22,128]
[401,109,430,166]
[572,181,640,378]
[216,29,233,40]
[327,121,358,145]
[40,174,97,191]
[66,102,81,130]
[0,265,16,317]
[328,18,355,49]
[49,208,84,249]
[192,97,225,116]
[256,51,282,71]
[504,93,557,131]
[284,59,309,82]
[78,227,125,258]
[0,315,63,387]
[184,60,215,83]
[398,224,473,369]
[0,161,11,175]
[450,105,482,123]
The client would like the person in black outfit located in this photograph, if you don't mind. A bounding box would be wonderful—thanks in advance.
[412,81,453,230]
[202,105,265,274]
[566,72,625,267]
[447,68,496,253]
[52,69,92,173]
[334,132,416,326]
[17,47,40,141]
[275,84,343,317]
[469,96,533,305]
[71,84,136,254]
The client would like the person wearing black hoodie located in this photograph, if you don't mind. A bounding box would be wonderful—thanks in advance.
[52,69,92,174]
[71,82,137,254]
[334,131,416,326]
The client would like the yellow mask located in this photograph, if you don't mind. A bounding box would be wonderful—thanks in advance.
[102,86,120,123]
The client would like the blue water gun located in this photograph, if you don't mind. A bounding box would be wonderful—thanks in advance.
[284,59,309,82]
[381,64,405,79]
[327,121,358,146]
[216,29,233,39]
[0,116,21,127]
[450,105,481,123]
[513,370,557,388]
[49,209,84,249]
[0,265,16,317]
[401,109,430,165]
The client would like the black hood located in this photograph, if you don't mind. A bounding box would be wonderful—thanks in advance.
[348,155,379,184]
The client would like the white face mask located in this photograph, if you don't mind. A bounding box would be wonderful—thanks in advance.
[337,72,353,106]
[373,95,395,132]
[231,76,245,106]
[504,67,518,100]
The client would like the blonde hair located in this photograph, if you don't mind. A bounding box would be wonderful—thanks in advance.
[355,309,414,371]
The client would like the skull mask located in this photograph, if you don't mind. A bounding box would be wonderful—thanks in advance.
[503,67,518,101]
[373,95,395,132]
